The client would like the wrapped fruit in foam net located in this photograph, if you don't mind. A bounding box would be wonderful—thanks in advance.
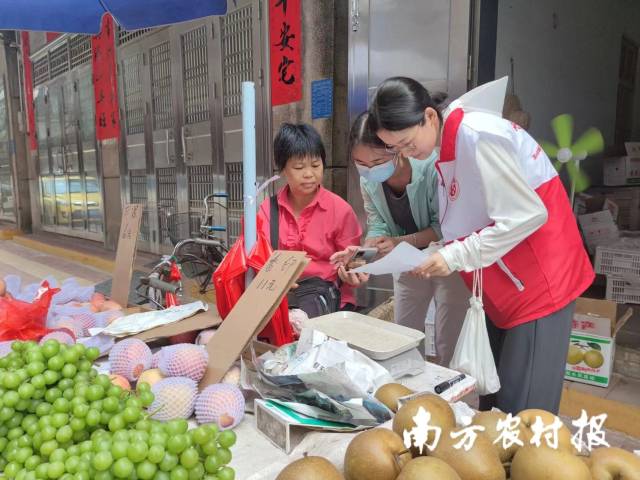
[109,338,152,381]
[151,349,162,368]
[39,329,75,345]
[195,328,216,345]
[0,340,14,358]
[90,291,106,310]
[94,309,122,327]
[56,314,95,338]
[195,383,245,429]
[149,377,198,421]
[222,364,241,386]
[158,343,209,382]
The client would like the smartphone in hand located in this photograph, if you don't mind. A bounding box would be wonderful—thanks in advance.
[346,247,378,270]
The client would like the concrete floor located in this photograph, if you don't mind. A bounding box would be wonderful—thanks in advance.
[0,238,111,286]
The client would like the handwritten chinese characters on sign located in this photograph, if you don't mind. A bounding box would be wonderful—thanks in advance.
[111,204,143,306]
[270,0,302,106]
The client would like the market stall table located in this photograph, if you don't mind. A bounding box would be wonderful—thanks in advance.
[229,360,476,479]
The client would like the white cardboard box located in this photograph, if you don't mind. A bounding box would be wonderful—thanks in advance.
[565,298,633,387]
[578,209,620,254]
[603,142,640,186]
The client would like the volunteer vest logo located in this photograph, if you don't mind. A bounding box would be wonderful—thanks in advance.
[532,144,542,161]
[449,178,460,201]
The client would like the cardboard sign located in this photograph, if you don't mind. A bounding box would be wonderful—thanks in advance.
[200,251,308,388]
[111,204,143,306]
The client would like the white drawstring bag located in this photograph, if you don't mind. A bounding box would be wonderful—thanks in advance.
[448,270,501,395]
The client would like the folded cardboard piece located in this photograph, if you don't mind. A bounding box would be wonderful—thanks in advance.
[565,297,633,387]
[125,307,223,343]
[199,250,309,388]
[111,204,143,307]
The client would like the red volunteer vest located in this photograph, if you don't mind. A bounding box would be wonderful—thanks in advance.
[437,109,594,328]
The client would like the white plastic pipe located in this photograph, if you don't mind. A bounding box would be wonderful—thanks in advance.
[242,81,257,258]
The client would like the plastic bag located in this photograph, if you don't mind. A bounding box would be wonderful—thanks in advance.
[214,217,294,346]
[449,270,501,396]
[0,281,60,341]
[4,275,22,298]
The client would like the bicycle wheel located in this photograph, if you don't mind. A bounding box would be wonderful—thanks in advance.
[177,255,215,294]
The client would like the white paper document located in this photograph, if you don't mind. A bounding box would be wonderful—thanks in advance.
[351,242,439,275]
[93,301,208,337]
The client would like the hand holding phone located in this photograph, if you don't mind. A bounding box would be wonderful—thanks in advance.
[346,247,378,270]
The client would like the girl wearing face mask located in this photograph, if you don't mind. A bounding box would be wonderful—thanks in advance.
[368,77,594,415]
[334,112,468,367]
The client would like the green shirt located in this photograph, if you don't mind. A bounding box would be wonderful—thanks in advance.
[360,153,441,239]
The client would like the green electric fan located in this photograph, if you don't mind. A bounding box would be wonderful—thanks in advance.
[539,114,605,204]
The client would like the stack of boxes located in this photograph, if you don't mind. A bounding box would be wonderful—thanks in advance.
[566,143,639,387]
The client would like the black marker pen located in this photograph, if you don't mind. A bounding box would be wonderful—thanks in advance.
[434,373,466,394]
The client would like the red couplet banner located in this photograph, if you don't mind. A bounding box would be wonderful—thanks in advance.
[91,14,120,141]
[269,0,302,106]
[20,32,37,151]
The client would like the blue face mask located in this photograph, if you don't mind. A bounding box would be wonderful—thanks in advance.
[356,157,397,183]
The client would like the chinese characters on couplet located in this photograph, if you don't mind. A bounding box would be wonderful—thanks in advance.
[269,0,302,106]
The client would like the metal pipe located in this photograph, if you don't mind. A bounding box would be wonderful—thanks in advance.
[242,81,257,260]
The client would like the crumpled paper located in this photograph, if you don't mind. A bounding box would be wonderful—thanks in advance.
[246,328,395,426]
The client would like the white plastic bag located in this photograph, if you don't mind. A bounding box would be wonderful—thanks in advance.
[449,270,500,395]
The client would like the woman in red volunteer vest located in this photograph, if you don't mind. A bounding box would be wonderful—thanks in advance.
[368,77,594,415]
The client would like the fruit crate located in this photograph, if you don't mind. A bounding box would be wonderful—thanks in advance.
[595,241,640,279]
[606,276,640,304]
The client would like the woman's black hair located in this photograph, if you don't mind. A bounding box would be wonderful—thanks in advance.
[273,123,326,171]
[347,112,386,160]
[368,77,448,132]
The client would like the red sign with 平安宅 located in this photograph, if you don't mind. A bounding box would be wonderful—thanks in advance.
[269,0,302,106]
[91,14,120,141]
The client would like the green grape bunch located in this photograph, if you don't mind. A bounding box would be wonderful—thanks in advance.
[0,340,237,480]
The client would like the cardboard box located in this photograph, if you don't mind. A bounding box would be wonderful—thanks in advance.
[565,297,633,387]
[578,210,620,254]
[200,251,308,388]
[576,188,640,230]
[603,142,640,186]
